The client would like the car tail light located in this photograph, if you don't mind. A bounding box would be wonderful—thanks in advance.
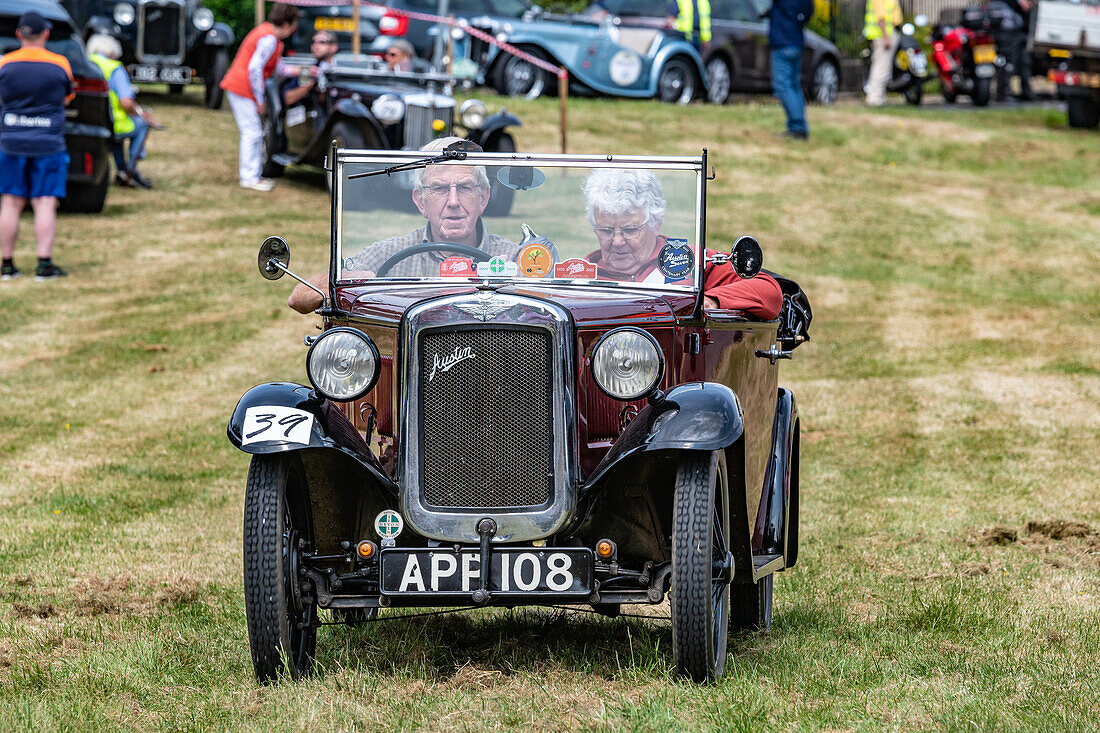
[73,76,109,94]
[84,153,93,176]
[379,12,408,36]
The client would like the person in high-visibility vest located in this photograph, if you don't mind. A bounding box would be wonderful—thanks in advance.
[864,0,902,106]
[87,34,158,189]
[665,0,711,52]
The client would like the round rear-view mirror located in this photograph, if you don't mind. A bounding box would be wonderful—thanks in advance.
[497,166,546,191]
[731,235,762,280]
[258,236,290,281]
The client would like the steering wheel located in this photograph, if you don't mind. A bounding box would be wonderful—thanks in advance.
[375,242,493,277]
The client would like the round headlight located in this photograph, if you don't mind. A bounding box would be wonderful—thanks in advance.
[591,328,664,401]
[459,99,487,129]
[113,3,135,26]
[371,94,405,125]
[306,328,381,402]
[193,7,215,32]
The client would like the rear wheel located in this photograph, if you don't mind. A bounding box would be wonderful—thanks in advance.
[810,59,840,105]
[168,83,185,94]
[205,48,229,110]
[942,80,958,103]
[671,451,731,682]
[903,80,923,105]
[730,573,773,631]
[59,172,109,214]
[972,76,991,106]
[243,454,317,682]
[1067,96,1100,129]
[657,57,696,104]
[497,47,550,99]
[705,57,731,104]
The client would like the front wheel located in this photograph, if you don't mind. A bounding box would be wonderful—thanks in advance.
[483,132,516,218]
[810,59,840,105]
[942,79,958,103]
[205,48,229,110]
[705,57,731,105]
[243,454,317,682]
[671,451,731,682]
[657,57,696,104]
[497,47,550,99]
[903,80,923,105]
[972,76,991,106]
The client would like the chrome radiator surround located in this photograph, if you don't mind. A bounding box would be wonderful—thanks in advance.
[137,0,186,64]
[398,292,577,542]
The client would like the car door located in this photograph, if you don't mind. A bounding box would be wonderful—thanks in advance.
[712,0,772,90]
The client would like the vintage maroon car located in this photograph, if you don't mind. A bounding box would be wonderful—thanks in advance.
[228,147,811,682]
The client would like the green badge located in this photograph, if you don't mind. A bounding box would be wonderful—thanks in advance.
[488,256,507,274]
[375,510,403,540]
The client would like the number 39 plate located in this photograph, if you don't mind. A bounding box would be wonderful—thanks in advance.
[380,548,592,596]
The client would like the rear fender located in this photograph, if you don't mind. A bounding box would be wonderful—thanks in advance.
[228,382,396,495]
[753,388,798,568]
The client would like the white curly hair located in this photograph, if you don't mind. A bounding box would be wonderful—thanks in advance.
[582,169,665,229]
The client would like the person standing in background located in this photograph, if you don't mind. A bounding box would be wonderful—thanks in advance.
[666,0,711,53]
[864,0,903,106]
[769,0,815,139]
[220,3,300,192]
[0,11,72,281]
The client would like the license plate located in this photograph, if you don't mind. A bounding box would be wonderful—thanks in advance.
[975,63,996,78]
[129,64,192,84]
[314,17,356,32]
[909,54,927,75]
[381,547,592,596]
[972,46,996,64]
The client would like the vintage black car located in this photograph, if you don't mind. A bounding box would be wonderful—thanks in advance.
[61,0,234,108]
[229,148,811,683]
[0,0,113,213]
[261,54,521,212]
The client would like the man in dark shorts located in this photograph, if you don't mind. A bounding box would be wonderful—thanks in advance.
[0,11,72,281]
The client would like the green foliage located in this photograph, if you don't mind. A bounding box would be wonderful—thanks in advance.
[203,0,256,48]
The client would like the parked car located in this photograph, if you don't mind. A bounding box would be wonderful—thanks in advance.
[0,0,113,213]
[60,0,234,109]
[229,146,811,682]
[596,0,842,104]
[358,0,539,60]
[285,3,380,58]
[463,12,708,103]
[262,54,521,213]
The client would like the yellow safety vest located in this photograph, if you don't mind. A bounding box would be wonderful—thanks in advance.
[864,0,902,40]
[89,53,135,136]
[673,0,712,43]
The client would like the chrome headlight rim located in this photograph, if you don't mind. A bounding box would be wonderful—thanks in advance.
[591,327,664,401]
[193,7,215,32]
[459,99,487,129]
[306,327,381,403]
[113,2,135,26]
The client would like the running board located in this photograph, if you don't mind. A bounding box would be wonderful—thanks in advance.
[752,553,784,581]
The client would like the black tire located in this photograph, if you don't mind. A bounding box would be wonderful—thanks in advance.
[260,113,284,179]
[1067,97,1100,129]
[809,59,840,105]
[942,81,958,104]
[329,121,369,202]
[483,132,516,218]
[657,57,696,105]
[243,454,317,682]
[972,76,991,106]
[671,451,731,682]
[903,80,923,106]
[168,83,185,94]
[59,172,109,214]
[205,48,229,110]
[496,47,550,99]
[730,573,773,632]
[705,57,731,105]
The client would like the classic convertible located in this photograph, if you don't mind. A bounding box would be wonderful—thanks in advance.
[229,146,811,682]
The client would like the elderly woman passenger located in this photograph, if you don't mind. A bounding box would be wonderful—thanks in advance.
[582,169,783,319]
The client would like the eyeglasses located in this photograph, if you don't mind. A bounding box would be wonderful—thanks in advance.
[312,37,334,44]
[423,181,482,199]
[594,224,647,241]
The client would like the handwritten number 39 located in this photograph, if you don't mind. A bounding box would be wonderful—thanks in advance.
[245,413,310,440]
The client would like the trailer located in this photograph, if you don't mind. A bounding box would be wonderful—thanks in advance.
[1033,0,1100,128]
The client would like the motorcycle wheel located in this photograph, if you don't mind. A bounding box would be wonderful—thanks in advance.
[941,81,958,104]
[973,77,991,106]
[904,81,923,106]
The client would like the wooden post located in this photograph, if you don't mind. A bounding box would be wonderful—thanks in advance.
[558,70,568,154]
[352,0,361,57]
[255,0,263,26]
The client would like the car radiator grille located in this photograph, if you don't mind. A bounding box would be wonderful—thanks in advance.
[418,327,553,509]
[404,105,453,150]
[141,3,182,59]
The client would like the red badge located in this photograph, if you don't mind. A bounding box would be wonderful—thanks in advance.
[553,258,598,279]
[439,257,476,277]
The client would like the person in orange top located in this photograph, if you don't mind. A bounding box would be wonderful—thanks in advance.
[0,11,74,281]
[220,3,300,192]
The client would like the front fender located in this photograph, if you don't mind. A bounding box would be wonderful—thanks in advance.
[469,111,521,148]
[205,23,234,47]
[227,382,396,493]
[84,16,123,41]
[584,382,744,488]
[300,101,387,163]
[645,42,707,95]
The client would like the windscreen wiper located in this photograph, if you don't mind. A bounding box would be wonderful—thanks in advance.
[347,146,467,180]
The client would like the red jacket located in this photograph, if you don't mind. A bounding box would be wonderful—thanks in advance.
[220,22,282,102]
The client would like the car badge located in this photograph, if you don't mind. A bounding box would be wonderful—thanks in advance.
[554,258,598,279]
[455,295,512,322]
[375,510,404,541]
[518,243,554,278]
[428,345,476,381]
[476,257,518,278]
[440,256,476,277]
[657,239,694,281]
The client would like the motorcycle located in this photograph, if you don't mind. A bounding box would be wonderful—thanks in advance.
[863,16,933,106]
[931,4,1001,106]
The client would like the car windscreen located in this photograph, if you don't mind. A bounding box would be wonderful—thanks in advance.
[598,0,670,18]
[336,153,703,294]
[0,17,84,70]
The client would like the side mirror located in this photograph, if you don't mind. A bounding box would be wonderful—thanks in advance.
[258,236,290,280]
[731,235,762,280]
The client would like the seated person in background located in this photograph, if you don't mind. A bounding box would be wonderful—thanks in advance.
[582,169,783,319]
[384,39,416,71]
[282,30,338,107]
[288,137,518,313]
[87,33,159,189]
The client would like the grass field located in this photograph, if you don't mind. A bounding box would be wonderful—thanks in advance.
[0,89,1097,731]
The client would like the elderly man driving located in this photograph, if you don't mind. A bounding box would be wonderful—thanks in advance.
[582,169,783,319]
[289,137,517,313]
